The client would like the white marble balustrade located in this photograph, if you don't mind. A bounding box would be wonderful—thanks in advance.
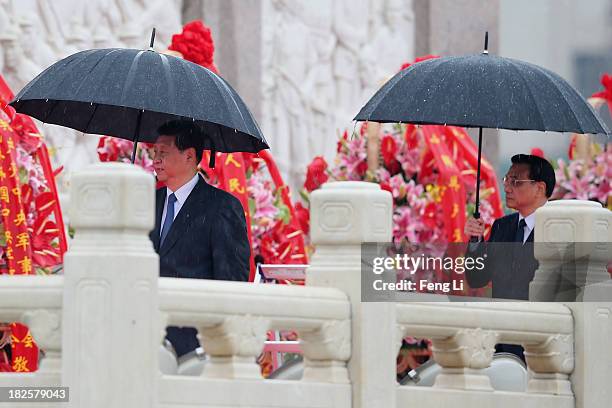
[0,163,610,408]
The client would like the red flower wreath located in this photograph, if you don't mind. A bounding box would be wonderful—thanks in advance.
[169,21,219,73]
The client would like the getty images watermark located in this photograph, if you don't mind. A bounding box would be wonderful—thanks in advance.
[361,242,486,301]
[361,241,612,302]
[371,251,485,293]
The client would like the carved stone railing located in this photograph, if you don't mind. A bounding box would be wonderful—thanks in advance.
[159,278,350,382]
[396,302,574,407]
[0,165,610,408]
[157,278,351,407]
[307,182,611,408]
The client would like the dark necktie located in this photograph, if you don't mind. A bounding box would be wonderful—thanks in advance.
[160,193,177,245]
[514,218,527,244]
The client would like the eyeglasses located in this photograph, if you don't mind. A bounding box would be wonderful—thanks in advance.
[502,176,535,188]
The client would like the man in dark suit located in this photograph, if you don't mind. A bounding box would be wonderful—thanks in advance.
[150,120,250,358]
[464,154,556,358]
[464,153,556,299]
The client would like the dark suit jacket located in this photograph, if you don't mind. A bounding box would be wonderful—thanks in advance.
[465,212,538,300]
[150,175,250,281]
[150,175,250,357]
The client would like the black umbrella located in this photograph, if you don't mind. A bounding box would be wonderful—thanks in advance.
[9,29,268,166]
[355,33,609,218]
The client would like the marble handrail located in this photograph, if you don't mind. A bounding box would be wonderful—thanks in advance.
[159,277,351,383]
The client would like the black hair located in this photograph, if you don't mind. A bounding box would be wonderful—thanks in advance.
[157,120,204,163]
[511,154,556,197]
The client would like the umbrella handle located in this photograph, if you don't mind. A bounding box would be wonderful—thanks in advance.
[473,127,483,219]
[470,126,484,244]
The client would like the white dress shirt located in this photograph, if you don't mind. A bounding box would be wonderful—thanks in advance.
[159,173,200,237]
[518,211,536,244]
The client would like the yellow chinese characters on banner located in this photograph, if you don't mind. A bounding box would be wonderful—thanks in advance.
[0,120,32,275]
[9,323,38,372]
[217,153,256,281]
[421,127,467,244]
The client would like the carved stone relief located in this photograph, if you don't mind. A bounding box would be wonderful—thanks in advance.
[262,0,415,191]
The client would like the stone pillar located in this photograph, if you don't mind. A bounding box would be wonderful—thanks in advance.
[531,200,612,301]
[565,303,612,408]
[62,163,158,408]
[307,181,393,408]
[533,199,611,406]
[198,0,263,123]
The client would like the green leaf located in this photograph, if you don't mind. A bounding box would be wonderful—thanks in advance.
[277,203,290,224]
[248,197,257,217]
[19,168,29,185]
[299,189,310,204]
[0,222,5,247]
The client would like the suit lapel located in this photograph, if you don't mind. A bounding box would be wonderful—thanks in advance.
[506,212,520,242]
[152,188,165,252]
[159,177,205,256]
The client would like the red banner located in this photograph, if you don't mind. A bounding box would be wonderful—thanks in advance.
[421,126,467,244]
[9,323,38,372]
[0,75,67,372]
[202,151,257,281]
[218,152,257,281]
[0,118,33,275]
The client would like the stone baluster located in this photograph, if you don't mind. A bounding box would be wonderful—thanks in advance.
[524,333,574,395]
[430,328,498,391]
[62,163,158,408]
[307,181,393,408]
[22,307,62,384]
[198,315,268,380]
[299,319,351,383]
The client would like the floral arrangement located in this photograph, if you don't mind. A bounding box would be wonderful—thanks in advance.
[301,122,500,283]
[551,73,612,209]
[168,21,219,73]
[97,137,154,170]
[243,153,308,265]
[0,77,67,373]
[552,143,611,208]
[0,98,66,275]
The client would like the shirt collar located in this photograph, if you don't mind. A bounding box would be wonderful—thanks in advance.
[166,173,200,205]
[518,211,536,231]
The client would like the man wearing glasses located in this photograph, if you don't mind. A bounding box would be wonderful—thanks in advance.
[464,153,556,300]
[464,154,556,360]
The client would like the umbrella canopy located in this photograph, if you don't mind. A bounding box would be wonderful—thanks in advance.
[355,36,609,219]
[354,53,609,135]
[9,46,269,159]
